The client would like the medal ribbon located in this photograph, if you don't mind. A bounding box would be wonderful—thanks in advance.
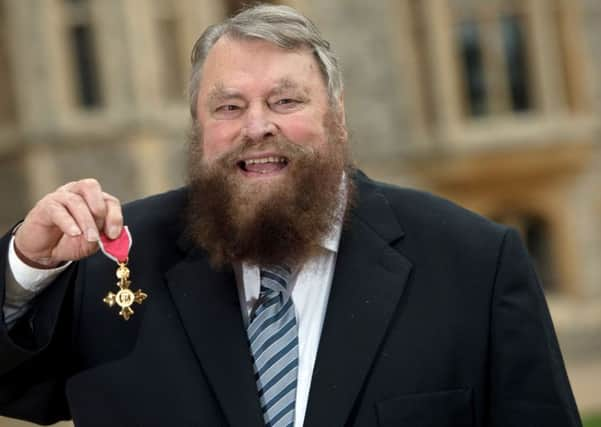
[98,226,132,264]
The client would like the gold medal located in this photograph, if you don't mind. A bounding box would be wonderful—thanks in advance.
[99,226,148,320]
[103,262,147,320]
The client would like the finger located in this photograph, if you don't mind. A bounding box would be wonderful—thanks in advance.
[44,201,83,238]
[59,179,106,229]
[53,192,100,242]
[102,193,124,239]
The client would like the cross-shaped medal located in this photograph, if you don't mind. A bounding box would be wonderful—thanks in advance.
[99,226,148,320]
[103,262,147,320]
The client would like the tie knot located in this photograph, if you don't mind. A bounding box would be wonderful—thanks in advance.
[260,265,292,294]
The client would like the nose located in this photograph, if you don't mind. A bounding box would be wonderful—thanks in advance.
[241,103,277,142]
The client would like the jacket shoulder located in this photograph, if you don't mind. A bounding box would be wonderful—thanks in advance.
[122,187,187,226]
[365,177,509,251]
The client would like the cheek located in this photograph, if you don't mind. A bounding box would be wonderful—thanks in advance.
[281,117,327,149]
[200,122,240,163]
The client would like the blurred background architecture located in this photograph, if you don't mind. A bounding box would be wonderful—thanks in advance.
[0,0,600,425]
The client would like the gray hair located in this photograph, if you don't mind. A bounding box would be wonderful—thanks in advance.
[188,3,343,119]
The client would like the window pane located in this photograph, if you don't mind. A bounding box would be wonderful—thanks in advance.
[458,20,488,117]
[501,15,531,112]
[69,24,102,108]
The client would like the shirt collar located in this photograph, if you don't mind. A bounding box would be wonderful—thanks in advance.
[237,172,347,319]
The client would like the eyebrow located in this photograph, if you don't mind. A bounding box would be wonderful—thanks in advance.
[205,78,311,105]
[270,78,311,98]
[205,83,243,106]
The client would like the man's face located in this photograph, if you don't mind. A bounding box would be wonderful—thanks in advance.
[196,36,344,184]
[186,35,351,267]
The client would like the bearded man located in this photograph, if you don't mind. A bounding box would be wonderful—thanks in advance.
[0,4,581,427]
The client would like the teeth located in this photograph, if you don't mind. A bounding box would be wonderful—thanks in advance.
[245,156,287,165]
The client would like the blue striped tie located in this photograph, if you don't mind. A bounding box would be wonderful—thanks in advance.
[248,265,298,427]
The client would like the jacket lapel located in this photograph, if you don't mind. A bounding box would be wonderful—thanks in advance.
[165,248,264,427]
[304,175,413,426]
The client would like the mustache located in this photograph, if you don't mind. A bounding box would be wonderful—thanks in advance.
[211,136,315,168]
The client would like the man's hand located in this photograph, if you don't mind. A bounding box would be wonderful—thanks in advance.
[13,179,123,269]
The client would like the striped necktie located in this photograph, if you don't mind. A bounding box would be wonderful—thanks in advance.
[247,265,298,427]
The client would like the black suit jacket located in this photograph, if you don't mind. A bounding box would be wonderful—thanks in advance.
[0,173,581,426]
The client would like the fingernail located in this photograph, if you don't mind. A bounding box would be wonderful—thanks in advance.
[109,226,120,239]
[70,226,82,237]
[86,228,99,242]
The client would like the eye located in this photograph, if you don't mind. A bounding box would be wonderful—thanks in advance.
[216,104,240,112]
[271,98,303,112]
[213,104,243,118]
[276,98,297,105]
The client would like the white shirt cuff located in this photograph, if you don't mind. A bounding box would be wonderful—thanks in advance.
[7,235,71,294]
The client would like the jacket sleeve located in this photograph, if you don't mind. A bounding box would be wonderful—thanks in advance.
[0,231,77,424]
[488,228,582,426]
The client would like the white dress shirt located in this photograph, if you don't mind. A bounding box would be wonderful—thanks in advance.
[4,236,71,327]
[4,206,344,427]
[235,221,341,427]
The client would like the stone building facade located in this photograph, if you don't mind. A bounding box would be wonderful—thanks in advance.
[0,0,600,424]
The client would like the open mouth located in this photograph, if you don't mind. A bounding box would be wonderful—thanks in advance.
[237,156,289,175]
